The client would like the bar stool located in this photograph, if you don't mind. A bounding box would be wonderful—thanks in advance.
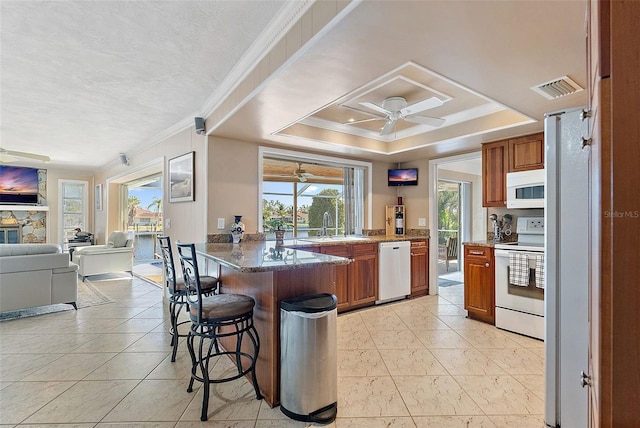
[157,236,218,362]
[176,242,262,421]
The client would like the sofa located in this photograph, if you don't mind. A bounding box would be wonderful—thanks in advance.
[0,243,79,312]
[73,231,133,281]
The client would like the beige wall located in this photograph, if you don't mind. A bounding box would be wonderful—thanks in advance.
[396,159,430,231]
[207,137,399,234]
[95,127,208,246]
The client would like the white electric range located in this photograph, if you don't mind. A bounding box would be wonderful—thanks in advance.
[494,216,545,340]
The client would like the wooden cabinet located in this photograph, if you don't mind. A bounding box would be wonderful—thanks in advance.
[482,140,508,207]
[482,132,544,207]
[321,244,351,312]
[410,239,429,297]
[349,243,378,308]
[385,205,405,236]
[463,245,495,324]
[508,133,544,172]
[315,242,378,312]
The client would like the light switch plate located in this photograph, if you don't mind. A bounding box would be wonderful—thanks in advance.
[165,218,171,229]
[217,218,225,229]
[418,217,426,227]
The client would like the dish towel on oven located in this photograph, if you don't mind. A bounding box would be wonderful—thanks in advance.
[509,252,530,286]
[535,254,545,289]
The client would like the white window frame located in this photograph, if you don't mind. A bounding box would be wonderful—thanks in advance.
[258,146,372,233]
[58,179,89,245]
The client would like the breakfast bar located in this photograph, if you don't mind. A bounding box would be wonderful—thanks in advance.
[193,242,349,408]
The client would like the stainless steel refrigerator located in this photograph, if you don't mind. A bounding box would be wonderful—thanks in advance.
[544,107,590,427]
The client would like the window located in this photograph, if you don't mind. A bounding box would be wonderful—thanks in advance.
[260,148,370,240]
[59,180,89,243]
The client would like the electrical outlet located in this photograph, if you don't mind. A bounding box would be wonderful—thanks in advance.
[418,217,426,227]
[217,218,225,229]
[165,218,171,229]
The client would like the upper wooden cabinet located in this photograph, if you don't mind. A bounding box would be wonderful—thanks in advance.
[482,132,544,207]
[482,140,509,207]
[508,133,545,172]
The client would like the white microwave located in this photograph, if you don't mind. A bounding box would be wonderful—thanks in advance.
[506,169,545,208]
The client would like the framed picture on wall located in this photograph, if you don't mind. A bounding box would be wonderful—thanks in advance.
[95,184,103,211]
[169,151,195,203]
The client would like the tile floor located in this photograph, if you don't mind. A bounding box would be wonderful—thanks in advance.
[0,276,545,427]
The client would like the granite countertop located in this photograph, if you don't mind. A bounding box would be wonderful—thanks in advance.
[284,234,430,248]
[194,242,350,273]
[461,240,497,248]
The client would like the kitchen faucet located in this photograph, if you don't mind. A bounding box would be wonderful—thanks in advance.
[322,211,333,237]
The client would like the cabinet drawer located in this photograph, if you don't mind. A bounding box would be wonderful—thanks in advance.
[410,240,427,248]
[352,243,377,257]
[464,246,492,259]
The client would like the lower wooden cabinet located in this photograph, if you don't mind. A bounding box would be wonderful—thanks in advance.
[319,242,378,312]
[410,239,429,297]
[463,245,495,324]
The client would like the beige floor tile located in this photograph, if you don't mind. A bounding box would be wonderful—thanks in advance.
[456,329,522,348]
[400,314,451,330]
[393,375,484,416]
[412,329,473,349]
[381,349,448,376]
[23,352,117,381]
[180,377,261,421]
[0,381,75,424]
[0,353,64,381]
[512,374,545,401]
[24,380,139,423]
[96,423,176,428]
[479,348,544,375]
[73,318,129,333]
[488,414,546,427]
[426,304,468,316]
[455,375,544,415]
[411,415,497,427]
[103,379,195,422]
[338,349,389,376]
[74,305,150,319]
[177,422,256,428]
[337,329,376,350]
[337,376,409,417]
[335,417,416,427]
[70,333,145,353]
[108,318,165,333]
[146,351,194,380]
[361,310,406,331]
[499,330,545,348]
[122,332,173,352]
[431,349,507,375]
[85,352,168,380]
[369,329,425,350]
[20,424,96,428]
[337,312,366,332]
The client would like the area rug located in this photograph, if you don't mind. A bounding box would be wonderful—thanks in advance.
[0,280,113,321]
[438,278,463,287]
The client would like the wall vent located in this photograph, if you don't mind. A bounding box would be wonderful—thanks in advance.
[531,76,583,100]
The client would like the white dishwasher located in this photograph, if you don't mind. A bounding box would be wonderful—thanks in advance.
[377,241,411,304]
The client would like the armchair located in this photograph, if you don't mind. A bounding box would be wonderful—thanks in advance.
[74,231,133,281]
[438,236,458,272]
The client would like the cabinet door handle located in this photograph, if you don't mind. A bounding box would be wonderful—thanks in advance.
[485,262,490,267]
[469,250,484,255]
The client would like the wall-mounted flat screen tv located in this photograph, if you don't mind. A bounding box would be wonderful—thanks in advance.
[388,168,418,186]
[0,165,39,204]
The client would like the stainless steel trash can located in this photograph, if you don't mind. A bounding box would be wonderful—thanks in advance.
[280,293,338,424]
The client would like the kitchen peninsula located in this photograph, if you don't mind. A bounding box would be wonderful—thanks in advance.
[193,241,350,408]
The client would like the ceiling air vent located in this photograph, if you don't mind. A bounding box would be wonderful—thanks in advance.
[531,76,583,100]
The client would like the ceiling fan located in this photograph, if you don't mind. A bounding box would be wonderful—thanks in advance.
[0,147,50,163]
[291,162,315,182]
[347,96,445,136]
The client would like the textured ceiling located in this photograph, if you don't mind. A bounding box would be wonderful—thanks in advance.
[1,0,588,170]
[0,0,288,169]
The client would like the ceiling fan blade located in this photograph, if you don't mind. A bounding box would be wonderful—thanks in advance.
[380,119,396,136]
[400,96,444,116]
[341,105,383,118]
[0,148,50,163]
[343,117,386,125]
[359,101,392,116]
[403,115,446,127]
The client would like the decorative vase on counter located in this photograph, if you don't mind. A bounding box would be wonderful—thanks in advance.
[231,215,245,244]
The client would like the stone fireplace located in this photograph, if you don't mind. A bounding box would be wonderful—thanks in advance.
[0,207,49,243]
